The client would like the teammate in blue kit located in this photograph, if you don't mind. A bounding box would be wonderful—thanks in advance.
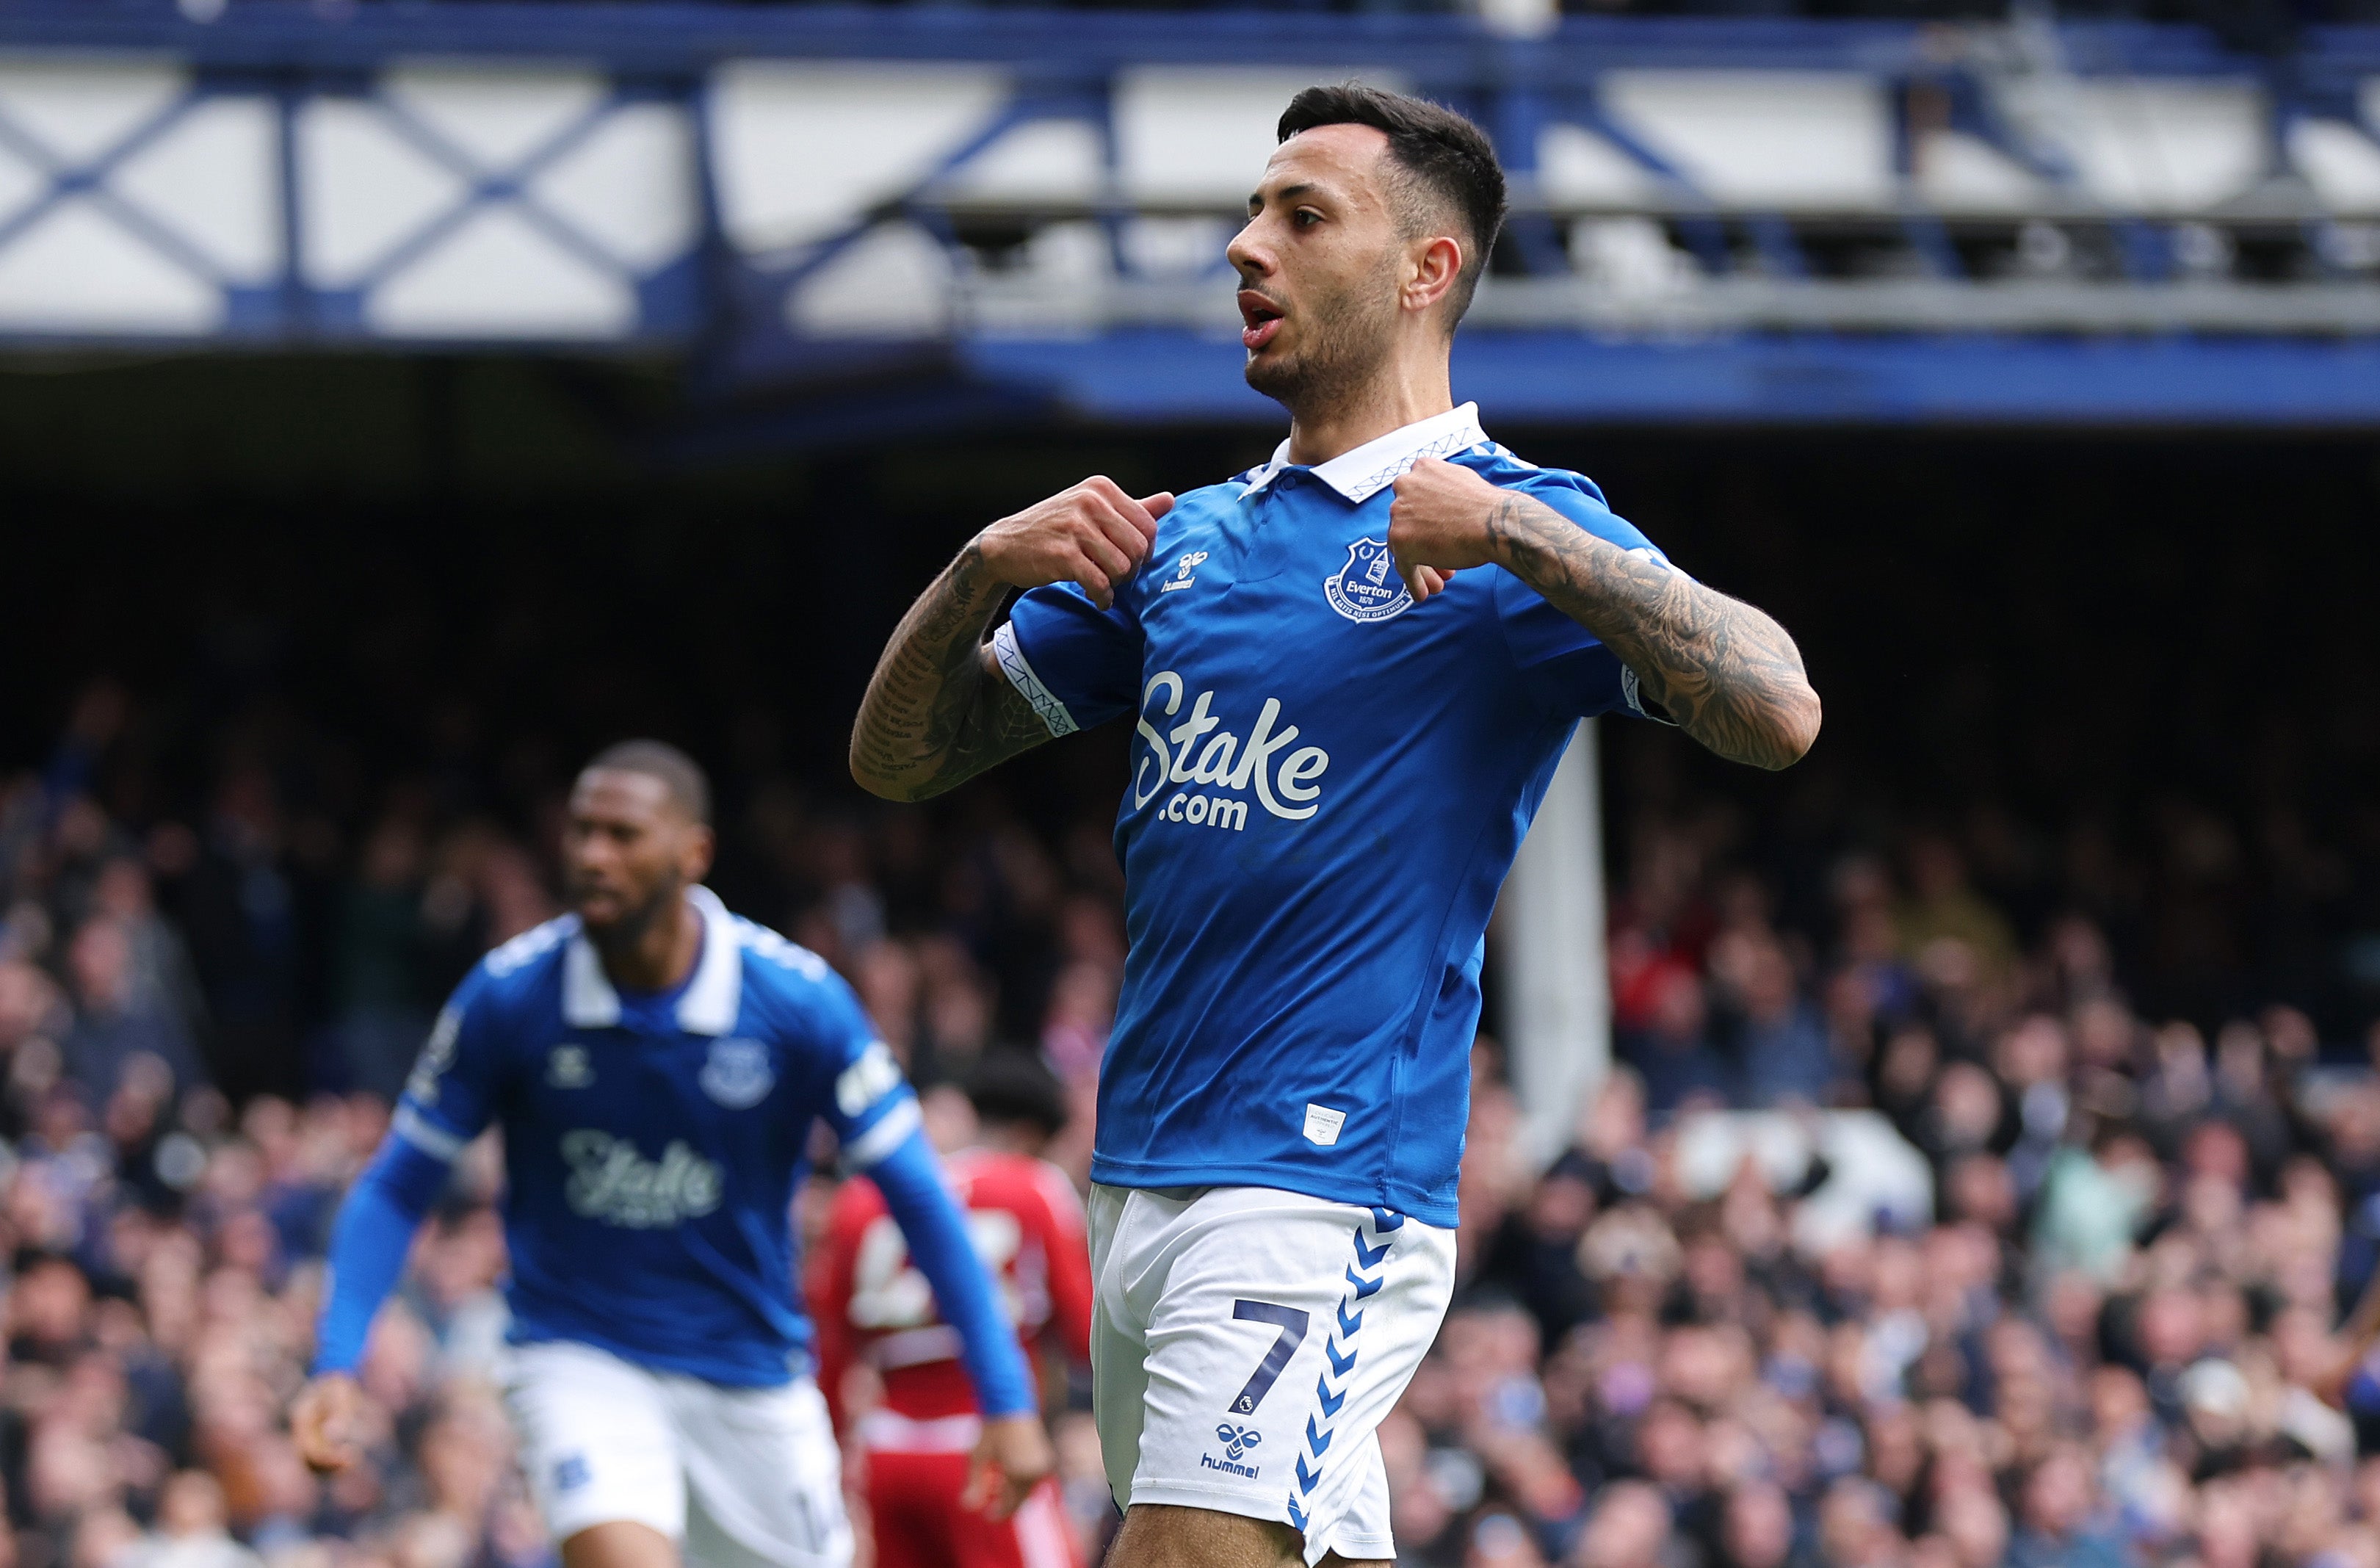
[289,742,1052,1568]
[850,85,1820,1568]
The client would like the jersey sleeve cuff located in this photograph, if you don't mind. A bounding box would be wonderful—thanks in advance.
[991,622,1079,739]
[1619,667,1678,727]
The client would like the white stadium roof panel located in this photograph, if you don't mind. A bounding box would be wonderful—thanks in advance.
[0,135,40,223]
[110,95,281,283]
[711,62,1009,252]
[1119,216,1232,278]
[2289,118,2380,217]
[0,195,219,331]
[297,97,476,287]
[1533,123,1663,210]
[936,116,1107,206]
[788,220,952,339]
[1596,70,1895,212]
[2015,78,2266,214]
[1114,68,1408,205]
[1912,128,2050,216]
[0,58,183,166]
[366,202,632,338]
[381,65,607,173]
[531,101,698,274]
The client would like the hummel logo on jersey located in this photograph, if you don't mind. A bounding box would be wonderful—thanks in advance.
[1133,671,1331,825]
[1323,538,1413,624]
[546,1044,593,1088]
[1160,550,1208,593]
[561,1130,723,1228]
[1202,1423,1262,1478]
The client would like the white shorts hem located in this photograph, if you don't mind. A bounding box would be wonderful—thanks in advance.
[1121,1485,1391,1565]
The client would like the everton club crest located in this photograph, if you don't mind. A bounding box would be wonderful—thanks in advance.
[1323,538,1413,624]
[699,1038,775,1108]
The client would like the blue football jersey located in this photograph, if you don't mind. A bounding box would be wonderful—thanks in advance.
[391,887,919,1387]
[993,405,1667,1226]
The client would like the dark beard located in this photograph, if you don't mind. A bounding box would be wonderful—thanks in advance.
[579,875,684,958]
[1243,264,1403,419]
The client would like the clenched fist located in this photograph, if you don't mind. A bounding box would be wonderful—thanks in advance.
[291,1372,366,1473]
[962,1412,1058,1521]
[1388,457,1512,602]
[977,477,1176,611]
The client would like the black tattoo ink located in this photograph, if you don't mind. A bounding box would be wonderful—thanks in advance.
[1484,495,1820,770]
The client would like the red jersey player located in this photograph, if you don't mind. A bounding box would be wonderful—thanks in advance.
[813,1052,1093,1568]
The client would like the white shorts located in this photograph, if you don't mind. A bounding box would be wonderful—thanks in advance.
[503,1340,853,1568]
[1088,1185,1455,1565]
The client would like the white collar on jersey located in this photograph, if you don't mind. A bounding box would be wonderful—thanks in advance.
[1241,401,1489,505]
[562,884,742,1036]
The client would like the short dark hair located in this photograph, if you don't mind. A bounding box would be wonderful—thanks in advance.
[1276,82,1508,328]
[963,1050,1069,1140]
[584,739,712,825]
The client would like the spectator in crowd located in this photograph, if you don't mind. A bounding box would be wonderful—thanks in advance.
[327,814,434,1103]
[62,919,202,1101]
[121,1471,261,1568]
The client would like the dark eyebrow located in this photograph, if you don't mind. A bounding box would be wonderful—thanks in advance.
[1248,180,1323,211]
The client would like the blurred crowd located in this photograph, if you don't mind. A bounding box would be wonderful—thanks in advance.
[1420,809,2380,1568]
[8,676,2380,1568]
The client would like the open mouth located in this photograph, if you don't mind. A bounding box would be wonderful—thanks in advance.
[1238,291,1284,351]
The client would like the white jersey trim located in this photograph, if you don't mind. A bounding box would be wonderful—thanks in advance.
[560,886,743,1036]
[858,1407,982,1453]
[843,1096,923,1168]
[1242,402,1489,504]
[392,1102,466,1162]
[992,621,1079,738]
[873,1323,964,1369]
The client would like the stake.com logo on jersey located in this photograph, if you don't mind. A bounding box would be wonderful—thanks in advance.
[1132,671,1330,831]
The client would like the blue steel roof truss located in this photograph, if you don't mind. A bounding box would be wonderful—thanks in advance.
[0,5,2370,427]
[0,79,256,317]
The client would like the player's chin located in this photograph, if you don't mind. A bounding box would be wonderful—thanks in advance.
[1242,342,1299,396]
[571,890,628,928]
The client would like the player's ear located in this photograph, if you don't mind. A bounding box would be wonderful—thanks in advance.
[1403,234,1462,317]
[683,822,717,885]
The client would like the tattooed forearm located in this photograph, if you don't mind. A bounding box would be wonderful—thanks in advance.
[850,542,1057,802]
[1486,496,1821,770]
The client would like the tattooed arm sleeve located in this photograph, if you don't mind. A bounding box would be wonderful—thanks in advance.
[849,542,1057,803]
[1486,493,1822,770]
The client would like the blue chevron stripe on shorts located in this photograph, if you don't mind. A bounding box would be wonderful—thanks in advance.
[1287,1208,1400,1531]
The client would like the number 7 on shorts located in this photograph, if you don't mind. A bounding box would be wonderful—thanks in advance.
[1227,1299,1310,1416]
